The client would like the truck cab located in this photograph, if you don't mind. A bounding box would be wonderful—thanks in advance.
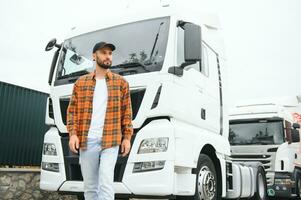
[229,97,301,198]
[40,5,266,200]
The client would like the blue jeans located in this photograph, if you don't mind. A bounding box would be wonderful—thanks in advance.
[79,135,119,200]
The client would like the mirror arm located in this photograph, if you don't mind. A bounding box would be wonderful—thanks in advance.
[55,43,62,49]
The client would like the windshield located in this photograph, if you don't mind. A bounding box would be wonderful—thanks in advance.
[54,17,170,85]
[229,120,285,145]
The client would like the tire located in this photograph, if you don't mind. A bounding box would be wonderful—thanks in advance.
[178,154,218,200]
[251,167,268,200]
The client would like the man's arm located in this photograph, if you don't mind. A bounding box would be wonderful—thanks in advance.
[121,80,133,141]
[66,81,78,137]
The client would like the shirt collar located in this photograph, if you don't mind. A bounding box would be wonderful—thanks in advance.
[90,68,113,80]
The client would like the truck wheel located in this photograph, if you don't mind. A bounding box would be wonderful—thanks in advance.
[252,167,268,200]
[190,154,219,200]
[195,154,217,200]
[176,154,218,200]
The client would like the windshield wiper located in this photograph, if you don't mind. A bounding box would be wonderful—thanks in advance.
[58,69,90,80]
[149,22,164,63]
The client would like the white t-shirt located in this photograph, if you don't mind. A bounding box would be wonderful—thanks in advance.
[88,78,108,139]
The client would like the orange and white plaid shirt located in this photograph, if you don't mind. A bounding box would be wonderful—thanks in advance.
[66,69,133,150]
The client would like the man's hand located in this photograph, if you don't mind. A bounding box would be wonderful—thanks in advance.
[69,135,79,153]
[121,139,131,157]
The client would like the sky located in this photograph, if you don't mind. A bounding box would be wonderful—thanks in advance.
[0,0,300,105]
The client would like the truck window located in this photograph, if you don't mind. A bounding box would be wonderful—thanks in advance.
[176,26,209,76]
[55,17,170,85]
[229,120,285,145]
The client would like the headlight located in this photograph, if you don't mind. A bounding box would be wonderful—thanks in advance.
[138,137,168,154]
[42,162,59,172]
[43,143,57,156]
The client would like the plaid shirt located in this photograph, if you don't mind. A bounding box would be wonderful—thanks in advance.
[66,69,133,150]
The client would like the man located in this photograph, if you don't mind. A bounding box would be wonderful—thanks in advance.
[66,41,133,200]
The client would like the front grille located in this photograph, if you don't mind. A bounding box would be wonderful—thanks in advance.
[60,88,146,125]
[48,97,54,119]
[60,98,69,125]
[130,88,145,120]
[231,153,275,185]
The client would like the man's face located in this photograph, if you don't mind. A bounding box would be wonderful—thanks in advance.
[93,47,113,69]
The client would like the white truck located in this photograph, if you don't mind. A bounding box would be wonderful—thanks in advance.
[40,5,267,200]
[229,96,301,199]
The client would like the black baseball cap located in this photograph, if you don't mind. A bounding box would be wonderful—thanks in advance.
[92,41,116,53]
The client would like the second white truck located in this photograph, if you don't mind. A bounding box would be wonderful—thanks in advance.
[229,96,301,199]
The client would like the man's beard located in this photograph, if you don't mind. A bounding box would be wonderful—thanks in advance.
[96,58,111,69]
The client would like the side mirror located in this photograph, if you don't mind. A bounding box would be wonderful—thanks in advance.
[45,38,61,51]
[291,129,300,143]
[293,123,300,129]
[184,23,202,63]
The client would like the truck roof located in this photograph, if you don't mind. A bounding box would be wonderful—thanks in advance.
[64,6,221,40]
[229,95,301,122]
[60,5,225,59]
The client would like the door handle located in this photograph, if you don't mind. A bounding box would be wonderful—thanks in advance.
[201,108,206,120]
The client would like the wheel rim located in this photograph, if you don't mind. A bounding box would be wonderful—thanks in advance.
[198,166,216,200]
[258,173,265,199]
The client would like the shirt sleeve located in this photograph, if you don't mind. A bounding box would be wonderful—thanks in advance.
[121,80,133,140]
[66,81,78,137]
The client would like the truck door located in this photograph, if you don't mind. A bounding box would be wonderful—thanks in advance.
[174,24,216,132]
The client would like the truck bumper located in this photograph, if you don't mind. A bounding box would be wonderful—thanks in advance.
[267,172,297,198]
[41,119,197,197]
[56,160,196,197]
